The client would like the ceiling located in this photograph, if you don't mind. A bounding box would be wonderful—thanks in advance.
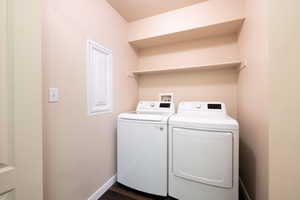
[106,0,206,22]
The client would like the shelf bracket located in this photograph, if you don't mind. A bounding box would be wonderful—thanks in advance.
[128,72,137,79]
[238,60,247,72]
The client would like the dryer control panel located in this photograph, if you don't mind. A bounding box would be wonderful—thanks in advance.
[136,101,175,114]
[178,102,227,114]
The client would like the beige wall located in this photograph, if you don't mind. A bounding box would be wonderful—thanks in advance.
[137,35,240,117]
[138,35,240,70]
[269,0,300,199]
[237,0,269,200]
[139,68,238,117]
[42,0,138,199]
[128,0,244,42]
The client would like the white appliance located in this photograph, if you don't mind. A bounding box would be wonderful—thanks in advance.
[168,102,239,200]
[117,101,175,196]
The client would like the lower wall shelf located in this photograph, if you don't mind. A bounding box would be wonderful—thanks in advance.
[131,61,242,76]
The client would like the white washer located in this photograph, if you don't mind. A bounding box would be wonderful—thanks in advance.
[117,101,175,196]
[168,102,239,200]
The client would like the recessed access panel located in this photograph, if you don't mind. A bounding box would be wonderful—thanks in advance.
[172,128,233,188]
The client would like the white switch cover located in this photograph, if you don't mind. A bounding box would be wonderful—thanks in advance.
[48,88,59,103]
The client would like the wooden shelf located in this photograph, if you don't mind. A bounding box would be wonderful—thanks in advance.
[131,61,242,76]
[129,18,245,49]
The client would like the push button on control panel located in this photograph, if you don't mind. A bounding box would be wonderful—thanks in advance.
[196,104,202,109]
[136,101,175,114]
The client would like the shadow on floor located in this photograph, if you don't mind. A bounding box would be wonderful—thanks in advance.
[100,182,246,200]
[99,183,175,200]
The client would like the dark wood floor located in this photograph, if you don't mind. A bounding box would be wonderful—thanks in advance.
[99,182,245,200]
[99,183,175,200]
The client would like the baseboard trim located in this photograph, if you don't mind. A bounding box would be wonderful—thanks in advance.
[239,177,252,200]
[87,174,117,200]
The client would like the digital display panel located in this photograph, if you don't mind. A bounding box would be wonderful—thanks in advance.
[160,103,171,108]
[208,104,222,110]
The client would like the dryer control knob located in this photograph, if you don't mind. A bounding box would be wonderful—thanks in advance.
[150,103,155,107]
[196,104,202,109]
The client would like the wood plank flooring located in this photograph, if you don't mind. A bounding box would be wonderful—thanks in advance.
[99,183,174,200]
[99,182,246,200]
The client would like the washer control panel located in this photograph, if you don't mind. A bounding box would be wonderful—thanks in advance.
[136,101,175,114]
[178,102,226,114]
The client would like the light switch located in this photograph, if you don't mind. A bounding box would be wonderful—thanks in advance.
[48,88,59,103]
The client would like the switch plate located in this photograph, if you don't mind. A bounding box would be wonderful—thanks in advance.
[48,88,59,103]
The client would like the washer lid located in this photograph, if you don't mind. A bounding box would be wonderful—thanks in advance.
[169,113,239,130]
[119,112,170,122]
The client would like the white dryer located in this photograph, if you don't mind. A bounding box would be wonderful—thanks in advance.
[168,102,239,200]
[117,101,175,196]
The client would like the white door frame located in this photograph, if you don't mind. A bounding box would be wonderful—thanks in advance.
[0,0,43,199]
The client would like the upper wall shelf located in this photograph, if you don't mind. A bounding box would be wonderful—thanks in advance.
[131,61,242,76]
[129,18,245,49]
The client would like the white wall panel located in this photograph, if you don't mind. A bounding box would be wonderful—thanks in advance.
[87,40,113,115]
